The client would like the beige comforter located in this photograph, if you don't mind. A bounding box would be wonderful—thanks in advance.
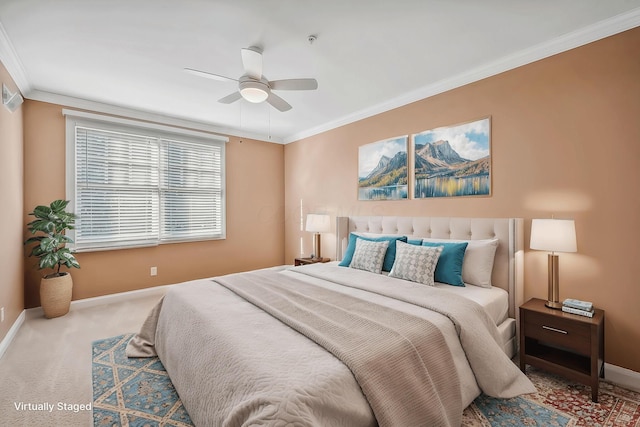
[215,269,461,426]
[127,263,535,427]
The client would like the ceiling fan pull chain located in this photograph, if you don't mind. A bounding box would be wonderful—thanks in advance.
[269,105,271,140]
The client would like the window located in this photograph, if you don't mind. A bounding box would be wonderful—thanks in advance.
[65,111,227,251]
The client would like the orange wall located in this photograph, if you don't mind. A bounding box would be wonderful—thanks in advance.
[284,28,640,372]
[23,101,285,307]
[0,61,24,342]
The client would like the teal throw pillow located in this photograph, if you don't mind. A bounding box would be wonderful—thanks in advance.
[339,233,408,272]
[421,241,468,286]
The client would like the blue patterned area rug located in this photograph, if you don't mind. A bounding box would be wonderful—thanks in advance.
[92,334,192,426]
[93,334,640,426]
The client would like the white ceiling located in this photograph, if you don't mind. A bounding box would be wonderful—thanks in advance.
[1,1,639,143]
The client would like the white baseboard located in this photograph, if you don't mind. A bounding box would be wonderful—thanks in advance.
[0,310,25,360]
[2,285,170,359]
[25,284,172,320]
[605,363,640,392]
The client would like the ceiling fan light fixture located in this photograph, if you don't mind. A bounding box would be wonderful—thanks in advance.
[239,80,269,103]
[189,47,317,111]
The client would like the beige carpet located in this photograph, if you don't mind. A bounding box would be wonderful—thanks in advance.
[0,291,164,426]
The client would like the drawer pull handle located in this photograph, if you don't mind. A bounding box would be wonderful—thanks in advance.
[542,325,568,334]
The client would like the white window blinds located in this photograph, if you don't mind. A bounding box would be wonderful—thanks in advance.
[160,138,224,241]
[65,112,226,251]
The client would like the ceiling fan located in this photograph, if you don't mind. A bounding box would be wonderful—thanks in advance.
[185,46,318,112]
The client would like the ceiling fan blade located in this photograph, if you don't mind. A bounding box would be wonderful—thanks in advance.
[241,47,263,79]
[270,78,318,91]
[218,92,242,104]
[184,68,237,82]
[267,92,292,112]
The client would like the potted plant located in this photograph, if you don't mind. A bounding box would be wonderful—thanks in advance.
[24,200,80,318]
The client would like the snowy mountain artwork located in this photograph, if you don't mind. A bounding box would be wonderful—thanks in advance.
[358,135,408,200]
[414,117,491,198]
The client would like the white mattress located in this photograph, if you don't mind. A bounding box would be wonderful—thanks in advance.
[327,261,510,327]
[498,318,517,356]
[433,282,509,326]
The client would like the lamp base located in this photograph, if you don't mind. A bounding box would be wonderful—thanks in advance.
[312,233,321,260]
[545,253,562,310]
[545,300,563,310]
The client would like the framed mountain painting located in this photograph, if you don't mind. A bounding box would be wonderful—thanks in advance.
[358,135,408,200]
[414,117,491,198]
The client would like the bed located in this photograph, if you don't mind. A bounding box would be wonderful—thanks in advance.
[336,216,525,358]
[127,216,535,427]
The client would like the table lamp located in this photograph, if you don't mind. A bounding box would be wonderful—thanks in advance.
[305,214,330,259]
[530,218,577,309]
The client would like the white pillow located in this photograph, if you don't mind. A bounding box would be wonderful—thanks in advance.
[422,238,499,288]
[388,241,443,286]
[349,239,389,274]
[355,232,405,238]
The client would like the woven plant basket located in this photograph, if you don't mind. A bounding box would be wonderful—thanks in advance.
[40,273,73,318]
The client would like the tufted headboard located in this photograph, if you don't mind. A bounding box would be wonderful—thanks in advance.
[335,216,524,318]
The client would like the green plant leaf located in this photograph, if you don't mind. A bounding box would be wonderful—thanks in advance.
[30,246,45,257]
[59,211,77,220]
[39,253,59,270]
[27,219,55,234]
[59,250,80,269]
[24,236,44,246]
[46,222,57,233]
[26,200,80,272]
[50,199,70,212]
[48,212,60,223]
[57,247,71,255]
[32,205,52,219]
[60,235,74,244]
[40,237,60,253]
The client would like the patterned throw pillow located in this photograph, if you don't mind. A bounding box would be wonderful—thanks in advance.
[349,239,390,274]
[338,233,407,271]
[389,241,443,286]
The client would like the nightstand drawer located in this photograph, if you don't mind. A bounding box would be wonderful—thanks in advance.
[524,311,591,354]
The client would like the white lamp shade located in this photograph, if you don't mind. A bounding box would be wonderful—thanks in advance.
[305,214,331,233]
[530,219,577,253]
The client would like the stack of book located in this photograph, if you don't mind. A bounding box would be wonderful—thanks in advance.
[562,298,594,317]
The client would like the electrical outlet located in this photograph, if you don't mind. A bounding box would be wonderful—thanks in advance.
[1,307,4,323]
[150,266,157,276]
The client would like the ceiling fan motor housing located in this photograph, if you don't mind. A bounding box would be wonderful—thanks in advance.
[239,76,270,103]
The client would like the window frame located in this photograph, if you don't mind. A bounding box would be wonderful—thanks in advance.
[64,110,228,252]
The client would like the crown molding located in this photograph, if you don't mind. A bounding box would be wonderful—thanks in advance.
[284,8,640,144]
[0,20,31,94]
[27,89,283,144]
[3,7,638,145]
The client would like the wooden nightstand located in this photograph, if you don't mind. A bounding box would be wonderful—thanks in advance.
[294,257,330,266]
[519,298,604,402]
